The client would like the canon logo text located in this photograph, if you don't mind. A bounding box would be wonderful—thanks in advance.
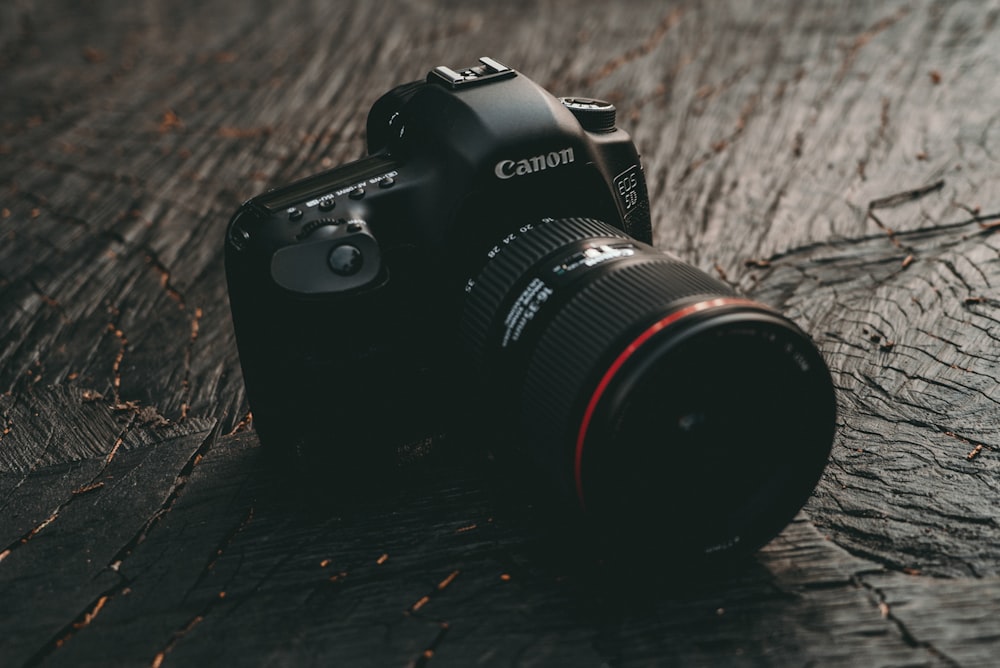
[494,147,575,180]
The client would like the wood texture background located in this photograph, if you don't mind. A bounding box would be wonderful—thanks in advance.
[2,0,999,665]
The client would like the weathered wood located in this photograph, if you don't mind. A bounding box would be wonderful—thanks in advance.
[2,0,999,665]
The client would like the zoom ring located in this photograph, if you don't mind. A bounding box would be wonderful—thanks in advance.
[462,217,630,366]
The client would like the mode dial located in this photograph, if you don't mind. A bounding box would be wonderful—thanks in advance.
[560,97,617,133]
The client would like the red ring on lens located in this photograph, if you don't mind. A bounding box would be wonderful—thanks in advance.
[573,297,761,509]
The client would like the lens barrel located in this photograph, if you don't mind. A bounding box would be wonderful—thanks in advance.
[462,218,836,560]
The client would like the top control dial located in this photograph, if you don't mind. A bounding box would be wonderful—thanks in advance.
[560,97,617,133]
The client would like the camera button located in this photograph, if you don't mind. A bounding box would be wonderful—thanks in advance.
[560,97,617,133]
[328,245,363,276]
[349,188,365,200]
[346,221,364,233]
[288,207,304,221]
[318,198,335,212]
[378,177,395,189]
[229,225,250,251]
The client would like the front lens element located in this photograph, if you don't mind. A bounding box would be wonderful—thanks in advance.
[578,305,835,557]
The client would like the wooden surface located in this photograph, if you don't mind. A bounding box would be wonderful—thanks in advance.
[2,0,999,665]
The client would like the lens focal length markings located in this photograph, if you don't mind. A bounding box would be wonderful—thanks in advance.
[502,278,553,347]
[461,217,632,368]
[498,242,639,348]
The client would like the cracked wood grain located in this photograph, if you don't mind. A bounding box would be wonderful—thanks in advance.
[15,440,986,667]
[740,215,1000,578]
[2,0,1000,665]
[0,412,214,665]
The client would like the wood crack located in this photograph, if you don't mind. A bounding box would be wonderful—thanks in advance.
[582,8,683,86]
[0,413,138,563]
[413,621,451,668]
[109,423,220,575]
[836,7,911,85]
[854,574,962,667]
[9,422,223,663]
[185,505,255,598]
[135,242,207,419]
[23,584,126,667]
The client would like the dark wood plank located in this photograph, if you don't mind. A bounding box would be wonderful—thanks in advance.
[3,430,962,667]
[0,416,214,665]
[748,224,1000,578]
[2,0,999,665]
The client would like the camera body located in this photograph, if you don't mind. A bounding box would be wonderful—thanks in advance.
[226,58,836,560]
[225,58,650,470]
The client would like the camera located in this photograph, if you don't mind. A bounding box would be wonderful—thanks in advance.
[225,58,836,560]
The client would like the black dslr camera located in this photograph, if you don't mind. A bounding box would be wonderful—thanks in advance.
[225,58,836,560]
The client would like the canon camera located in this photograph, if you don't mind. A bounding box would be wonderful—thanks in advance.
[225,58,837,560]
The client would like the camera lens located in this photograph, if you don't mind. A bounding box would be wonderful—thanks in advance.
[462,218,836,560]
